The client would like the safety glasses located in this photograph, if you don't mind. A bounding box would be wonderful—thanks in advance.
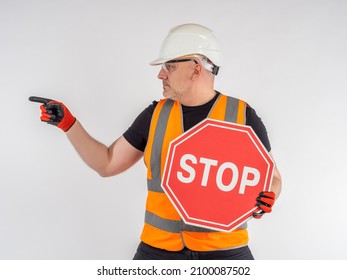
[161,59,198,73]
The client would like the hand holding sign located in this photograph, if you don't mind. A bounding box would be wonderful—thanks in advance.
[29,96,76,132]
[252,191,276,219]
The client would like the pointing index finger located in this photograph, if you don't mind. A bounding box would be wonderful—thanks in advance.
[28,96,53,104]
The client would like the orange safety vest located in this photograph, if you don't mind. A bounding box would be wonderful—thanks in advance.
[141,93,249,251]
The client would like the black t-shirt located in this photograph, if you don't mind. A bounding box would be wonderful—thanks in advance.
[123,92,271,152]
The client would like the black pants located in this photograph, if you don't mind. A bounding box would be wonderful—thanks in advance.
[133,242,254,260]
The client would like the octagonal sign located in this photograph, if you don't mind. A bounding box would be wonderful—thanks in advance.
[161,118,274,232]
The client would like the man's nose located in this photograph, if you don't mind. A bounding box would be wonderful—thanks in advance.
[157,68,168,80]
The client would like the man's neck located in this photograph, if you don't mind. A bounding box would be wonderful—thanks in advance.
[179,89,216,106]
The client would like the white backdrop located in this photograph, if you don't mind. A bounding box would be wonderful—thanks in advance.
[1,0,346,260]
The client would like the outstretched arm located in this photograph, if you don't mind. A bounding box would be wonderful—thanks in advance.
[29,96,143,177]
[66,120,143,177]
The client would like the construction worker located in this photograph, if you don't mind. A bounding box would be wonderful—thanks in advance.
[30,23,282,260]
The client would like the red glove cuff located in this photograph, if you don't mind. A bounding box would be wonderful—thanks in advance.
[56,104,76,132]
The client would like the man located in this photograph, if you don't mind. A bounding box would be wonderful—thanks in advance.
[30,23,282,260]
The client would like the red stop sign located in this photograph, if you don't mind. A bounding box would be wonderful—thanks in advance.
[161,118,274,232]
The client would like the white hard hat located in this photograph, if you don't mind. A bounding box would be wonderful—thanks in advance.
[150,23,222,67]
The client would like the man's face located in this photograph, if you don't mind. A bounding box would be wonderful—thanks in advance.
[157,59,197,101]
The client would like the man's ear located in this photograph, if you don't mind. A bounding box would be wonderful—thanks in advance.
[192,63,203,79]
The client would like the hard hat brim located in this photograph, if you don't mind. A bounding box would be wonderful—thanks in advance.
[149,56,176,66]
[149,58,165,66]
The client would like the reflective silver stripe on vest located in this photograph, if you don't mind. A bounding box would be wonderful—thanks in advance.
[147,99,175,193]
[182,223,218,232]
[145,210,181,233]
[225,96,242,123]
[182,221,247,232]
[208,95,243,123]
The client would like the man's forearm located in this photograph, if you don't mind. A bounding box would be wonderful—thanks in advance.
[271,166,282,199]
[65,120,111,176]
